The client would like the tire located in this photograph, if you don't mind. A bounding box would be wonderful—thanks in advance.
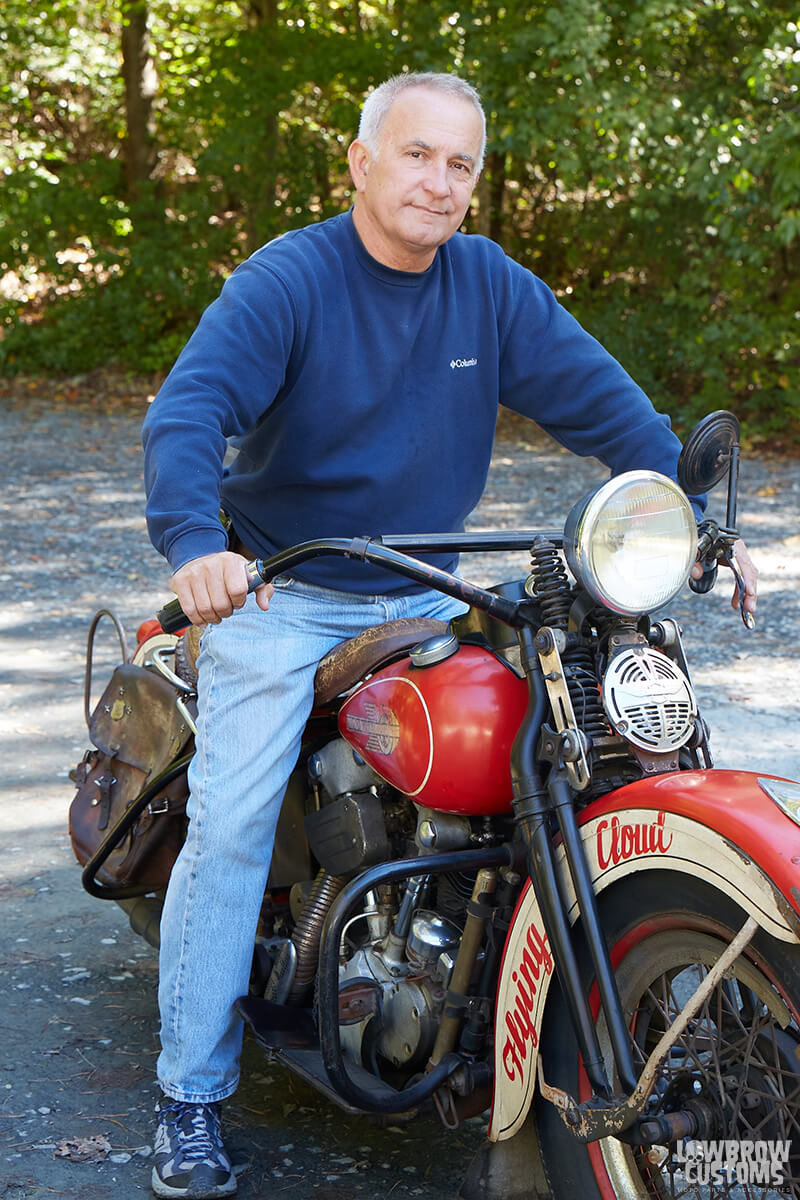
[534,872,800,1199]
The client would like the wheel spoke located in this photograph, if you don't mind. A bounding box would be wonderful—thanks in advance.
[618,945,800,1196]
[539,888,800,1200]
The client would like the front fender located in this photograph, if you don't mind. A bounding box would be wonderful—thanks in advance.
[489,769,800,1142]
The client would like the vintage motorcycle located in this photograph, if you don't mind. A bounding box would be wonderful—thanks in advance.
[71,411,800,1199]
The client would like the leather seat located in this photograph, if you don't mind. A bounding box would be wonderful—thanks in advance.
[175,617,448,705]
[313,617,448,705]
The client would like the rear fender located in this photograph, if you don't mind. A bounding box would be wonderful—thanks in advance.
[489,769,800,1142]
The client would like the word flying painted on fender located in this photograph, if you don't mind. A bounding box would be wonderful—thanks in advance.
[501,919,553,1083]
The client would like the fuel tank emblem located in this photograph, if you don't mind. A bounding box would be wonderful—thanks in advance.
[344,702,399,755]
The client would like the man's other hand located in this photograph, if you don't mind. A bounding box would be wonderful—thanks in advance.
[690,537,758,618]
[728,538,758,617]
[170,551,275,626]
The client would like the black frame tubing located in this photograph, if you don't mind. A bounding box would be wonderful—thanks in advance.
[317,844,524,1113]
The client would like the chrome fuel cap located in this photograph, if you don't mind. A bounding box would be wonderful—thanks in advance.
[409,632,459,668]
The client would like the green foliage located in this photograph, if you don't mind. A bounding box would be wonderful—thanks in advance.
[0,184,231,373]
[0,0,797,441]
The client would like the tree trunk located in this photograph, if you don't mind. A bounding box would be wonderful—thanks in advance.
[245,0,280,253]
[476,151,506,242]
[249,0,277,27]
[121,1,157,198]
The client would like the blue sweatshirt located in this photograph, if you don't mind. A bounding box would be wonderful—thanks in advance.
[143,210,690,592]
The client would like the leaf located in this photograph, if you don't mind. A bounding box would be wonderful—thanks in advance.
[54,1133,112,1163]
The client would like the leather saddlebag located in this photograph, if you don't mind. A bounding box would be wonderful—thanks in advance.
[69,663,193,892]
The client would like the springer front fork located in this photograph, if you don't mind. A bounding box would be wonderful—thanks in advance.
[510,621,639,1100]
[509,620,758,1145]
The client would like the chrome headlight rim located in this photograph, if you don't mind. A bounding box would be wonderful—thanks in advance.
[564,470,696,617]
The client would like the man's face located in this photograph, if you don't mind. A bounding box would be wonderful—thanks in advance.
[348,87,483,272]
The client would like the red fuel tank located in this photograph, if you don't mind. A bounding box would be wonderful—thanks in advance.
[338,644,527,815]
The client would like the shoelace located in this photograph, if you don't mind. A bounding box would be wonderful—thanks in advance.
[161,1101,223,1164]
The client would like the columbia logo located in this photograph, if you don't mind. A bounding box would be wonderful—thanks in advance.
[450,357,478,369]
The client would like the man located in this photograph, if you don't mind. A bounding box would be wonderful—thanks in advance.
[142,72,757,1198]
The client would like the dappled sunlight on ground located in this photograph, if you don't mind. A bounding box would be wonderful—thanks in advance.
[0,391,797,1197]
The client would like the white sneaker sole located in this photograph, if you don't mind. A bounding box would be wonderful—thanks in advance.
[151,1164,237,1198]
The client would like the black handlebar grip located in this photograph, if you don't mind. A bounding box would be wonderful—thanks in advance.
[688,559,718,595]
[157,597,191,634]
[156,560,268,634]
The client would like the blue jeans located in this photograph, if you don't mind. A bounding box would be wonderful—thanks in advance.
[156,575,467,1103]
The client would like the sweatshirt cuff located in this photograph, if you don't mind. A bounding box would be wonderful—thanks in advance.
[166,528,229,574]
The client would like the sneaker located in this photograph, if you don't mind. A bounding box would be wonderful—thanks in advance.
[152,1096,237,1198]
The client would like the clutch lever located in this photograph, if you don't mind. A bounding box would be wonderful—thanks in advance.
[721,546,757,630]
[690,520,755,631]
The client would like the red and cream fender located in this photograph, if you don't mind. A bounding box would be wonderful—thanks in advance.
[489,769,800,1142]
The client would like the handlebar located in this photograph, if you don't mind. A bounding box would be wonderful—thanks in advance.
[157,522,754,635]
[157,531,563,635]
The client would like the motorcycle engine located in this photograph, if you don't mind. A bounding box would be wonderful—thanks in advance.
[338,905,462,1071]
[306,738,476,1075]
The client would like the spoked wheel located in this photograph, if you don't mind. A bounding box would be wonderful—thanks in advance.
[535,874,800,1199]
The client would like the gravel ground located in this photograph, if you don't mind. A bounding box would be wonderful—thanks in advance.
[0,385,798,1199]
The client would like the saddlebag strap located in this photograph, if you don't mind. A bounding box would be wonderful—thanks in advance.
[95,770,116,831]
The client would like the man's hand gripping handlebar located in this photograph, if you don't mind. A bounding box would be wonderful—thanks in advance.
[158,552,273,633]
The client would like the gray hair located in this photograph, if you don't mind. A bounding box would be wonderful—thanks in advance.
[358,72,486,172]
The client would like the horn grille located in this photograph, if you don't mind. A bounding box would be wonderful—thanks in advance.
[602,647,697,753]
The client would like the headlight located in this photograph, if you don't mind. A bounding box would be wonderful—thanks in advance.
[564,471,696,615]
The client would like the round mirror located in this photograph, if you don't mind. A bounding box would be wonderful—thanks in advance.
[677,410,740,494]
